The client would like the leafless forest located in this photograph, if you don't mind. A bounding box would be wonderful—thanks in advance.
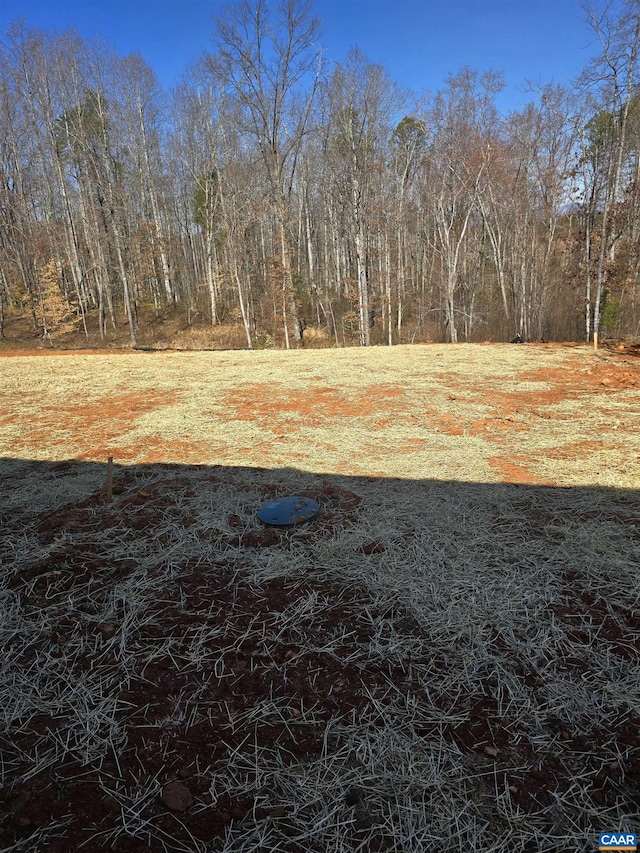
[1,0,640,349]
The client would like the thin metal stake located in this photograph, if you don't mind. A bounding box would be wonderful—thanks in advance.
[106,456,114,503]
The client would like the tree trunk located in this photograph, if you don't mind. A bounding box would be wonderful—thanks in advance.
[232,257,253,349]
[352,178,370,346]
[277,202,301,347]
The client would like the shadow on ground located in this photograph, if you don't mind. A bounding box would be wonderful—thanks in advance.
[1,458,639,853]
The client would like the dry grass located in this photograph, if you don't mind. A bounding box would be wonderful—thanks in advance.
[0,343,638,852]
[166,324,251,351]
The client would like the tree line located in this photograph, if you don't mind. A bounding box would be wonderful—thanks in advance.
[1,0,639,349]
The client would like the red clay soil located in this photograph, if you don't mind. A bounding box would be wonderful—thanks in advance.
[228,383,408,427]
[0,348,148,357]
[6,391,179,462]
[486,455,543,485]
[519,362,638,392]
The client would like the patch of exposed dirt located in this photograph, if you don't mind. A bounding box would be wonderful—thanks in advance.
[520,361,638,392]
[487,455,542,484]
[228,383,407,427]
[541,439,622,461]
[6,391,179,459]
[469,416,528,438]
[449,357,639,424]
[0,348,151,357]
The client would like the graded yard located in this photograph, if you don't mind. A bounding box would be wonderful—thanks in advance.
[0,344,638,852]
[0,342,638,486]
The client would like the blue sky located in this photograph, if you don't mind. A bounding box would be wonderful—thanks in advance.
[0,0,610,113]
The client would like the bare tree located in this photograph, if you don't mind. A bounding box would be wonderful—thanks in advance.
[117,54,174,306]
[581,0,640,346]
[1,6,639,349]
[390,115,427,342]
[207,0,321,348]
[423,69,501,342]
[324,50,401,345]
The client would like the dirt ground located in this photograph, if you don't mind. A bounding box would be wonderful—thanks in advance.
[0,342,638,487]
[0,343,639,852]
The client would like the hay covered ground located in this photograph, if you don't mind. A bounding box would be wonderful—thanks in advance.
[0,343,639,852]
[1,342,638,486]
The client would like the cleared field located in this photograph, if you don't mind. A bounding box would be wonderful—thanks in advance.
[0,344,639,852]
[0,342,639,486]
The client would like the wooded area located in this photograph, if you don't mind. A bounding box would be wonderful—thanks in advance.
[1,0,639,349]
